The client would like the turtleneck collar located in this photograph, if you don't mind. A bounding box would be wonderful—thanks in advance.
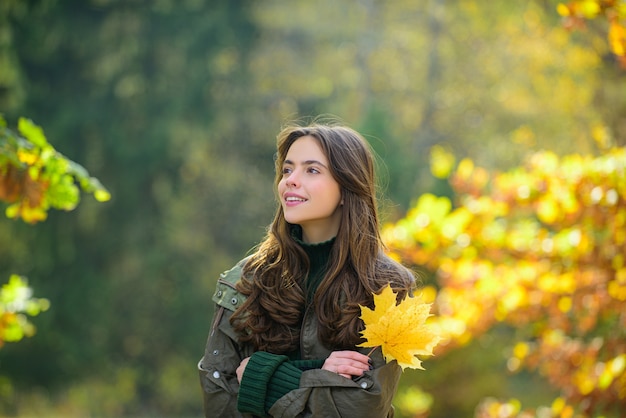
[291,225,336,300]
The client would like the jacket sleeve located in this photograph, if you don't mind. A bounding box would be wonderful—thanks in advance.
[267,348,402,418]
[198,261,255,418]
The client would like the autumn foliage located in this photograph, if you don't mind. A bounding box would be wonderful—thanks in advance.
[383,145,626,416]
[558,0,626,68]
[0,116,110,224]
[0,116,110,347]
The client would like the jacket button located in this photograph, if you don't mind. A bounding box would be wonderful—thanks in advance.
[216,290,223,297]
[213,350,219,355]
[230,297,238,305]
[213,371,220,379]
[360,381,368,389]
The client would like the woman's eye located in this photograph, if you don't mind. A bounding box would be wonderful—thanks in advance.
[282,167,292,174]
[307,167,320,174]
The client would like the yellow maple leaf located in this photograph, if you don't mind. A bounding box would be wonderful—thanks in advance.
[358,284,440,370]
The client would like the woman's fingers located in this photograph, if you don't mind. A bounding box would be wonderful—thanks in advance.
[323,350,373,378]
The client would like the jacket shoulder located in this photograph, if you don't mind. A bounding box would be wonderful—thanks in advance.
[211,256,252,311]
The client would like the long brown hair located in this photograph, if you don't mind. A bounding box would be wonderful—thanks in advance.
[231,122,415,354]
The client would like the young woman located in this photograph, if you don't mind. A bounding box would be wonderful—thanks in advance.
[198,122,416,417]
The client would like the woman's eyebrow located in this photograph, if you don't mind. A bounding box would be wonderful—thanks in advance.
[283,159,328,169]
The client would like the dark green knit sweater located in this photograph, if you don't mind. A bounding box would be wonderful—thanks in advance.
[237,236,334,417]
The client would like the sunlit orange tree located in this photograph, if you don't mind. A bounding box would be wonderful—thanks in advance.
[383,143,626,417]
[0,116,110,347]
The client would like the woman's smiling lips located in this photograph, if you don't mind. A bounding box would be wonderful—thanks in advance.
[284,192,308,206]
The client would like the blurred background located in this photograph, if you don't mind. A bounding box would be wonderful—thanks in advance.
[1,0,625,417]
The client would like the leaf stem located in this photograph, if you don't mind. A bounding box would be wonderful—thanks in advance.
[367,346,380,357]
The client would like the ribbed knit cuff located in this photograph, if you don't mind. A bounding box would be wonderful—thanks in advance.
[292,358,325,371]
[265,361,303,410]
[237,351,296,417]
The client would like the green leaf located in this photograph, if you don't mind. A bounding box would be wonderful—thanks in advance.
[93,182,112,202]
[17,118,48,149]
[5,204,20,220]
[2,323,25,342]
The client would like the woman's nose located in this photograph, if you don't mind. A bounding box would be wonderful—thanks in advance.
[286,171,300,187]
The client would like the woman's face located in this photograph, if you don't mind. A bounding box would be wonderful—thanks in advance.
[278,135,342,243]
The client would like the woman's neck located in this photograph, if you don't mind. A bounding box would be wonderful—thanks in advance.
[301,230,335,244]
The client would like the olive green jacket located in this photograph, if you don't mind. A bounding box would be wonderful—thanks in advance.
[198,259,402,417]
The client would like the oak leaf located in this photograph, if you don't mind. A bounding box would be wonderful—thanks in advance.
[358,284,440,370]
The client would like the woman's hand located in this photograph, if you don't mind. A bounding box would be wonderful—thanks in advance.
[322,350,373,379]
[236,357,250,383]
